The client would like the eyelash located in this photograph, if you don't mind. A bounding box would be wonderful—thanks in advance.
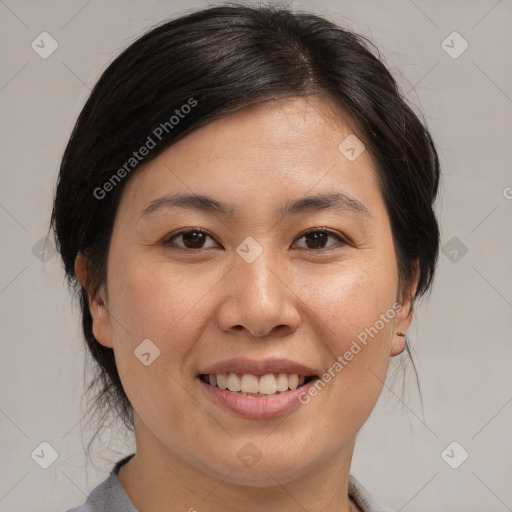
[163,227,350,253]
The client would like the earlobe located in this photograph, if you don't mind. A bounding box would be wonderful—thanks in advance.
[390,331,406,356]
[89,296,114,348]
[74,252,114,348]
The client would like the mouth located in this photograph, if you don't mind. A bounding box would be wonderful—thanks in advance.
[198,372,318,398]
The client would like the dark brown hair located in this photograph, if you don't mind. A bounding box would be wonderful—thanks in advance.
[50,4,440,432]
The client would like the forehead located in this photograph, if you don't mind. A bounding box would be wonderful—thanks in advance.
[179,96,360,168]
[117,96,382,222]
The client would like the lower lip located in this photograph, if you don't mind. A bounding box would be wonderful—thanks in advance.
[197,377,318,419]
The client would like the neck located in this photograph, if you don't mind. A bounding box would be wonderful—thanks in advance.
[118,416,359,512]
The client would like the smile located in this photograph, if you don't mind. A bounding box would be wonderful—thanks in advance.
[197,372,320,419]
[199,372,316,397]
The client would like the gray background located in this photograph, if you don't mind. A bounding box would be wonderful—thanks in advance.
[1,0,511,510]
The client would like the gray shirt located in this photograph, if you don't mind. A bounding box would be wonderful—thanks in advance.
[66,454,393,512]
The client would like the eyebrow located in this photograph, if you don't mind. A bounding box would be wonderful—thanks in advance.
[140,192,371,220]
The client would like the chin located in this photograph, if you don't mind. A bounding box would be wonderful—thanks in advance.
[198,448,316,488]
[221,465,310,488]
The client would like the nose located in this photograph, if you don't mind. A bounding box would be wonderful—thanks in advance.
[215,248,301,338]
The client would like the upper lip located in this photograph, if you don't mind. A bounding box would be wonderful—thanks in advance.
[198,358,319,377]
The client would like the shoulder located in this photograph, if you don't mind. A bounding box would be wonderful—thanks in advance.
[64,454,136,512]
[348,474,395,512]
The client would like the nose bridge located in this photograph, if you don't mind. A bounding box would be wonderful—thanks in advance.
[234,239,282,309]
[215,237,300,337]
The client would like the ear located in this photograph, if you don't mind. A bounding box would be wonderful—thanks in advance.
[75,252,114,348]
[390,259,420,356]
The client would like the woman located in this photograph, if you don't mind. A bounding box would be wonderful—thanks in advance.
[53,4,440,511]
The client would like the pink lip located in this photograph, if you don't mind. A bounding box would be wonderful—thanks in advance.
[197,377,318,419]
[197,357,318,377]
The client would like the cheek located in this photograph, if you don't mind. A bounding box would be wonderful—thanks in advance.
[110,256,209,335]
[297,253,398,406]
[299,255,398,339]
[107,254,224,383]
[106,257,210,424]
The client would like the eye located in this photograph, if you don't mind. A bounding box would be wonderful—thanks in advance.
[163,227,348,252]
[163,228,219,251]
[293,228,348,250]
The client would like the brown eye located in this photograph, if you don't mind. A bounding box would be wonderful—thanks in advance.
[294,229,346,250]
[164,229,218,250]
[164,228,347,252]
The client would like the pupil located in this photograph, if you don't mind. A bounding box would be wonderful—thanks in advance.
[306,232,327,249]
[180,232,328,250]
[183,232,205,248]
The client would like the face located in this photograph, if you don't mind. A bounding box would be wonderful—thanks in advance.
[77,96,417,486]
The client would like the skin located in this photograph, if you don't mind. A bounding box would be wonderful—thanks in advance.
[76,96,418,512]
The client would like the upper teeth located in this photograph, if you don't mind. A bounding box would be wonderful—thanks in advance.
[208,373,306,394]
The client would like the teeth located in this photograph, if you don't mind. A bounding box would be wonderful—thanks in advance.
[227,373,241,392]
[240,374,259,393]
[259,374,277,394]
[276,373,289,392]
[206,372,310,395]
[288,374,299,390]
[217,373,228,390]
